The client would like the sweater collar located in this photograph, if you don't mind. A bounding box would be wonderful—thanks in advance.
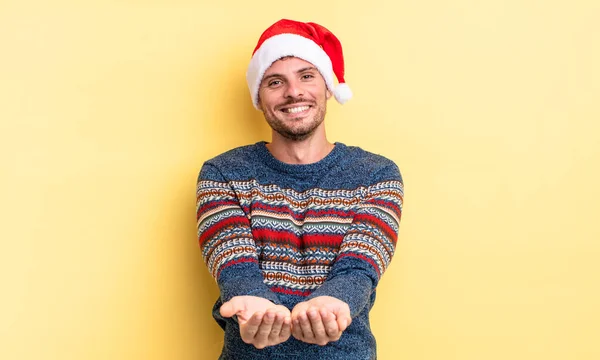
[255,141,346,175]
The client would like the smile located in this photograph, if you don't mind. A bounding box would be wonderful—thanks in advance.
[282,105,310,114]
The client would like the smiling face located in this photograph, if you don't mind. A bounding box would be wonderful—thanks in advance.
[257,57,332,142]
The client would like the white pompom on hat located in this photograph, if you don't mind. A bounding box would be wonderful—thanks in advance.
[246,19,353,109]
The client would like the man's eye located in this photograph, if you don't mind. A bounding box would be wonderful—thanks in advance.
[302,74,314,79]
[269,80,282,86]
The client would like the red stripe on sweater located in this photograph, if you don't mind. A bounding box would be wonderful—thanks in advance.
[196,199,239,220]
[367,198,402,217]
[302,233,344,247]
[337,253,381,277]
[353,213,397,243]
[199,216,250,246]
[251,229,344,248]
[271,286,312,297]
[251,228,302,247]
[217,257,257,278]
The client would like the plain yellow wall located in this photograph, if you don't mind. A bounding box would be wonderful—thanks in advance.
[1,1,599,359]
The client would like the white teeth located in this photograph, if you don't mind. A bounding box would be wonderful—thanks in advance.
[284,106,309,113]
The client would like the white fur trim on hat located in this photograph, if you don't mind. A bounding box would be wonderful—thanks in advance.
[246,33,335,109]
[333,83,353,104]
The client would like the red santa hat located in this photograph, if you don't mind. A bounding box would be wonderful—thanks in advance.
[246,19,353,109]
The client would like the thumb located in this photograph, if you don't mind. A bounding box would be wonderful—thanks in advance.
[220,298,244,318]
[332,305,351,331]
[337,315,351,332]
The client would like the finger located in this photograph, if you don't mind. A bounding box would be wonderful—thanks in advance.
[253,311,275,348]
[279,315,292,341]
[292,318,304,341]
[267,311,285,343]
[298,311,315,341]
[336,315,351,332]
[240,311,263,344]
[320,308,341,340]
[220,299,242,318]
[290,302,307,321]
[307,309,328,345]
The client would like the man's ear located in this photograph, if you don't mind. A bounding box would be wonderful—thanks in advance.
[326,89,332,99]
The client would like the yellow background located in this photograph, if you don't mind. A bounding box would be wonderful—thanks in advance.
[1,0,599,359]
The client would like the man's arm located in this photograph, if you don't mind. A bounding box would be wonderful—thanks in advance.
[197,163,291,348]
[291,163,404,344]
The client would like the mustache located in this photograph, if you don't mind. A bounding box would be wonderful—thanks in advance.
[277,98,315,108]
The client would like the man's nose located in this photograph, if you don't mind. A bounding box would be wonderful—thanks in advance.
[284,79,304,98]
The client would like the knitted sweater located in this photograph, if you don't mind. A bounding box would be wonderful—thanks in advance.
[196,141,404,360]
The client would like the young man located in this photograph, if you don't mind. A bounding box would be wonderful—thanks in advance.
[196,19,404,359]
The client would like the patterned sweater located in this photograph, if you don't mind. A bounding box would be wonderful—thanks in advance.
[196,141,404,360]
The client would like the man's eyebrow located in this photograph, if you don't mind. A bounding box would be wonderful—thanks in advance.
[261,67,319,84]
[296,66,318,73]
[261,73,282,83]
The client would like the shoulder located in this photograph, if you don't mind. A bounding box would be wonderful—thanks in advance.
[340,144,402,183]
[205,143,261,167]
[198,142,263,181]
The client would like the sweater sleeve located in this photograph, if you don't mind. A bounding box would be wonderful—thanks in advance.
[306,163,404,317]
[196,163,281,304]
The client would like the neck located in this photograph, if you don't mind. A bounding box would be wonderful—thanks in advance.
[266,132,334,165]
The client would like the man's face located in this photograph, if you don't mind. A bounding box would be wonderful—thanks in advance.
[258,57,332,141]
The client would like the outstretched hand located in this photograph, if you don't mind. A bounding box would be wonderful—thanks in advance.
[291,296,352,346]
[220,296,292,349]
